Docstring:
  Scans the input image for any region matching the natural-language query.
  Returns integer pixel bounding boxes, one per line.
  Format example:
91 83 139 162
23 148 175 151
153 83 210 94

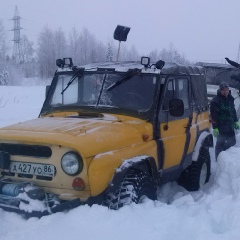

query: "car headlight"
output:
61 152 83 176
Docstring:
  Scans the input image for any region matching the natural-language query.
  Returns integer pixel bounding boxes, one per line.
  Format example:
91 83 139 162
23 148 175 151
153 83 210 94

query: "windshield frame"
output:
40 70 161 121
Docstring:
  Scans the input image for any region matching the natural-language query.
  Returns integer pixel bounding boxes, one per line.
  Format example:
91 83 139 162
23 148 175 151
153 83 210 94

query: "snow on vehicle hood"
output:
0 114 153 157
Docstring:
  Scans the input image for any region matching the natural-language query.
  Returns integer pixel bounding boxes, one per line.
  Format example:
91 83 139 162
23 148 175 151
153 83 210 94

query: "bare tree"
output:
125 45 139 61
68 27 81 65
0 20 8 60
149 49 159 62
20 34 34 62
162 43 189 64
37 26 56 78
18 34 36 78
106 42 113 62
31 26 190 81
92 40 107 63
54 27 67 59
79 28 93 64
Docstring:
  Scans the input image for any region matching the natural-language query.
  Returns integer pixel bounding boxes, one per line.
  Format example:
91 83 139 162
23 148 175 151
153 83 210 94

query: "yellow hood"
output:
0 114 153 157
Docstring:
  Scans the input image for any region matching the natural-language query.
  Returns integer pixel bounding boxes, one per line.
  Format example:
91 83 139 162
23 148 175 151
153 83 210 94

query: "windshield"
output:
49 72 158 112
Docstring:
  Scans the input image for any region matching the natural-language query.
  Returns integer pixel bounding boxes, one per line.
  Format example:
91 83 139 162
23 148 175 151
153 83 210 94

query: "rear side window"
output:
162 78 189 111
178 79 189 110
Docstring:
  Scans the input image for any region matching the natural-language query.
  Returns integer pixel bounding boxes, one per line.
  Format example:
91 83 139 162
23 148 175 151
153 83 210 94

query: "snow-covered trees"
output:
37 26 56 78
149 43 189 64
0 18 191 84
106 42 113 62
68 27 81 65
0 20 36 83
20 35 34 63
79 28 106 64
54 27 67 59
0 20 8 60
0 71 9 85
0 20 10 85
121 45 139 61
37 26 109 77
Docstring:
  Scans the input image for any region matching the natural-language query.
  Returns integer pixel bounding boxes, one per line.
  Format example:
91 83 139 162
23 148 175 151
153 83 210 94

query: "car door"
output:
158 77 192 170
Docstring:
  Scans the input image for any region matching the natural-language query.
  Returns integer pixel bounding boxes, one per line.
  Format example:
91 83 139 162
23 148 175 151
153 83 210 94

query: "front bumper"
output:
0 179 83 218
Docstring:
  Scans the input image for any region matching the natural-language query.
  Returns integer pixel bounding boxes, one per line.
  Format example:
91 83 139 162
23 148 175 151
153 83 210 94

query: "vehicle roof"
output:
58 61 205 76
196 62 235 70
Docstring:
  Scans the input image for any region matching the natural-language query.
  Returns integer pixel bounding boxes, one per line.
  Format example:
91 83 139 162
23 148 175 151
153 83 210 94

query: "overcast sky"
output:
1 0 240 63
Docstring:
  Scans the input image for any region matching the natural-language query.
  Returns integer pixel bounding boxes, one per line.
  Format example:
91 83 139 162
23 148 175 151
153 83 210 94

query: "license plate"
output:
10 161 55 177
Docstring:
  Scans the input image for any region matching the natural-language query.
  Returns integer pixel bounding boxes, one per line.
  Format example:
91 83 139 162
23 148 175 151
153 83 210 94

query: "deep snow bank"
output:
0 86 240 240
0 86 45 127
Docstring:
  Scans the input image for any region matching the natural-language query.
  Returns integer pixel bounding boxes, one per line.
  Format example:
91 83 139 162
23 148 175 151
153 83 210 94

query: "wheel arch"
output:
105 156 158 194
192 131 213 162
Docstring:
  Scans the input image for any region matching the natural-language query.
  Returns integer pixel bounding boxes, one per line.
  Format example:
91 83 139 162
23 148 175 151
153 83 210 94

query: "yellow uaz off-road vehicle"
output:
0 57 213 217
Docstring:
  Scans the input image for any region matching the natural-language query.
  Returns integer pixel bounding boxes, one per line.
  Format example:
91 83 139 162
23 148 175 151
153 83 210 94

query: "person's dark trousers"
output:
215 131 236 160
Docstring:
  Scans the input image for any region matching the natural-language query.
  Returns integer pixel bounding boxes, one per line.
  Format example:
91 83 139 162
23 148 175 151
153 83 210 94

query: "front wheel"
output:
178 147 211 191
103 168 157 210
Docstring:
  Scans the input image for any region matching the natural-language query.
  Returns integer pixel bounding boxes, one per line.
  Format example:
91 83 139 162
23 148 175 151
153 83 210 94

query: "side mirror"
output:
169 99 184 117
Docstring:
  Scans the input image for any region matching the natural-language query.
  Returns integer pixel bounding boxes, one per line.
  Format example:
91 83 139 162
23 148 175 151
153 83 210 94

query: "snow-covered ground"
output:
0 86 240 240
0 86 45 128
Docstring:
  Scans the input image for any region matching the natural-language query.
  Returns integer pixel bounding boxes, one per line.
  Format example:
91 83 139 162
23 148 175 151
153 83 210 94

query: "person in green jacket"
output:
210 82 239 160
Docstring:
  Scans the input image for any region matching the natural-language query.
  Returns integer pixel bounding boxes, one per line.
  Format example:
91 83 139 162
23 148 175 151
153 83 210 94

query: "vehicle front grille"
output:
0 143 52 158
1 171 53 181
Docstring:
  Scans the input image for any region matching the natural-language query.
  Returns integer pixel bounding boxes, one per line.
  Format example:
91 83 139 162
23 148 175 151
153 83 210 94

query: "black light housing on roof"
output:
141 57 165 70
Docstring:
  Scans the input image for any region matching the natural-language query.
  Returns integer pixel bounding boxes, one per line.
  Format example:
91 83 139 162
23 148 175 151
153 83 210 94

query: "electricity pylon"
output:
11 6 22 63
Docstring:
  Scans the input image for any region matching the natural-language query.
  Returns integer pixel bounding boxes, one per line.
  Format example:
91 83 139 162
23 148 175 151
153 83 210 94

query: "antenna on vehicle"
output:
113 25 130 61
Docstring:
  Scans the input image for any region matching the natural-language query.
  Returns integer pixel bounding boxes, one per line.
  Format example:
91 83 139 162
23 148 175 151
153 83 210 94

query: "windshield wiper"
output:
61 68 84 94
107 68 141 91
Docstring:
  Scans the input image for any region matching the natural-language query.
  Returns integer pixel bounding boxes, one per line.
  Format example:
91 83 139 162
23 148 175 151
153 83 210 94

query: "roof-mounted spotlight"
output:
141 57 150 68
63 58 73 67
56 58 73 68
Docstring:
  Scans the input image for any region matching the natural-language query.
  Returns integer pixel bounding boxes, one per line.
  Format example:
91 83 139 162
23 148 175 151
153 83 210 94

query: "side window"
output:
162 78 189 111
178 78 189 110
162 79 175 110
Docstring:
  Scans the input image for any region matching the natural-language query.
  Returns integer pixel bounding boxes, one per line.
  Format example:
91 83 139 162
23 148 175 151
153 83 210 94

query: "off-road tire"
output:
178 147 211 191
103 168 157 210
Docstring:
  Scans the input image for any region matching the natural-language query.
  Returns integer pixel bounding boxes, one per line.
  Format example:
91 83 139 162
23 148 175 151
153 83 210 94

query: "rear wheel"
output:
103 168 157 210
178 147 211 191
